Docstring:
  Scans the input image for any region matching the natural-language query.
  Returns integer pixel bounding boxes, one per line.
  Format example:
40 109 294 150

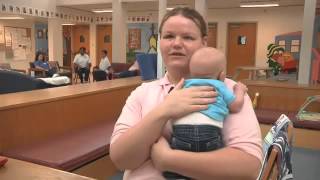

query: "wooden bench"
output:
243 79 320 149
0 77 142 178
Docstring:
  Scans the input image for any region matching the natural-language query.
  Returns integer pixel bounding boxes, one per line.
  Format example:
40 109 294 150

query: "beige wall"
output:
208 6 304 67
0 2 305 70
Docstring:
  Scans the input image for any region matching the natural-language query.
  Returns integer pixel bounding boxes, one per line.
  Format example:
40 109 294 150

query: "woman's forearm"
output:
110 107 169 170
165 147 261 180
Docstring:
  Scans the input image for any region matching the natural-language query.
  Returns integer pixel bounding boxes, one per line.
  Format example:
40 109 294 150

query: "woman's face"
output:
160 15 206 74
38 54 44 61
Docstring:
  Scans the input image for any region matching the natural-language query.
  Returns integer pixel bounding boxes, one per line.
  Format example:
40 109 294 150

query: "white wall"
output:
208 6 304 67
0 19 36 70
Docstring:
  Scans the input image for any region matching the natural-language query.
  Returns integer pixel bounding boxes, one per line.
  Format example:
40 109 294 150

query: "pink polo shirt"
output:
111 74 262 180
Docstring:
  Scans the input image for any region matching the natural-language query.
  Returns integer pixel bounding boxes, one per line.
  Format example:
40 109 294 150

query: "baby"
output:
164 47 248 179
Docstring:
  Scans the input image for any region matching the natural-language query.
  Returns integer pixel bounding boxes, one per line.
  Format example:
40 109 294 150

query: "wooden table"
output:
0 158 95 180
233 66 273 80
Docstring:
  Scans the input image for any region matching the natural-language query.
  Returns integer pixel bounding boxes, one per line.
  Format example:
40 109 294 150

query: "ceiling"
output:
59 0 307 13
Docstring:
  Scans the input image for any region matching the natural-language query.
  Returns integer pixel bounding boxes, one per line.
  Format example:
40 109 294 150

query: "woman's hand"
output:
234 82 248 95
151 136 172 172
159 78 217 120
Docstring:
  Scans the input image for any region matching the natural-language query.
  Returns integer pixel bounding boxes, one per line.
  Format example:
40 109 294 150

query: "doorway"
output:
97 25 112 66
207 23 217 48
227 23 257 79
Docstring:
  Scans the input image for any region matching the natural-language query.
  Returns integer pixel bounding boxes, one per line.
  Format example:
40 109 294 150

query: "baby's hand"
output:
234 82 248 94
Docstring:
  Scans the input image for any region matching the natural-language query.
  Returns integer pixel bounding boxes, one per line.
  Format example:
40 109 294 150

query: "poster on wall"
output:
128 29 141 50
3 27 32 61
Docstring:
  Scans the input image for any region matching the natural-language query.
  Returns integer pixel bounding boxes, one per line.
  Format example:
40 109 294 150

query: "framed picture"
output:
37 29 43 39
291 40 300 46
238 36 247 45
291 46 300 53
28 7 33 15
15 6 21 14
40 10 45 17
9 5 14 13
279 40 285 46
1 4 7 12
80 35 85 43
22 7 27 14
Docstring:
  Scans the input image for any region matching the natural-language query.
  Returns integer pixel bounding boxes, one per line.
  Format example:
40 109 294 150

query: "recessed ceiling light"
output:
92 9 112 13
0 16 24 19
166 7 174 10
62 23 75 26
240 3 279 8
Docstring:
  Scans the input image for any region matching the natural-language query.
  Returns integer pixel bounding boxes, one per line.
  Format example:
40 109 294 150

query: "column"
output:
48 18 63 65
112 0 127 63
194 0 207 22
89 23 97 67
298 0 316 84
157 0 167 79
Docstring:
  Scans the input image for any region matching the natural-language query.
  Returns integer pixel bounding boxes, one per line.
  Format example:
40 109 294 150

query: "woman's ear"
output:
202 36 208 46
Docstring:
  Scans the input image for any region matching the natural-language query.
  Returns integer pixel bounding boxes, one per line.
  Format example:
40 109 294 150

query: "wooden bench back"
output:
244 80 320 112
0 77 141 152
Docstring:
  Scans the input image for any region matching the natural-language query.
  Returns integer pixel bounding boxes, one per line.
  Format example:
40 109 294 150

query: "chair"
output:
47 61 72 80
92 67 108 82
73 63 91 84
0 63 26 73
259 114 294 180
28 62 46 77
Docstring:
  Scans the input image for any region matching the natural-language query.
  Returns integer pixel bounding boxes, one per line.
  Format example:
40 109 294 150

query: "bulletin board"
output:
3 26 32 61
128 28 141 50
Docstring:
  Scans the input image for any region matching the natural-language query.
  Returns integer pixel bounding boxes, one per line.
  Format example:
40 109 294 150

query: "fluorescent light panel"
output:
240 3 279 8
92 9 112 13
0 16 24 19
62 23 75 26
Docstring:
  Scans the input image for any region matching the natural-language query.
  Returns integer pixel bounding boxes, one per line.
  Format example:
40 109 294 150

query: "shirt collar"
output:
159 73 175 94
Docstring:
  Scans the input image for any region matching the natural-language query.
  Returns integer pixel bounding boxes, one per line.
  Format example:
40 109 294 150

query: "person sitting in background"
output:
99 49 113 74
96 49 113 80
34 52 56 77
113 60 139 78
73 47 91 83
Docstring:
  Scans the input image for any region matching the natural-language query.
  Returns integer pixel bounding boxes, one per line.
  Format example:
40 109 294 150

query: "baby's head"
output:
189 47 226 79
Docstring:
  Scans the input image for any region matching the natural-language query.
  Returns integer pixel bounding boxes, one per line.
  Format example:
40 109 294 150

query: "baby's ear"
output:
218 71 226 81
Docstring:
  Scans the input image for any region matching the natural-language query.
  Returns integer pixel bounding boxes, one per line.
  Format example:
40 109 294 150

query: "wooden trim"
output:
0 76 141 110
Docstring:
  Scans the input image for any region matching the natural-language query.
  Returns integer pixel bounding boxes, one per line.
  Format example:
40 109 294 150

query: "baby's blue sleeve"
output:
219 84 235 105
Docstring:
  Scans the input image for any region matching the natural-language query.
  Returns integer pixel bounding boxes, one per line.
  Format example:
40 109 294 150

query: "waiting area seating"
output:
0 70 67 94
0 77 142 178
245 79 320 150
28 61 72 79
2 121 114 171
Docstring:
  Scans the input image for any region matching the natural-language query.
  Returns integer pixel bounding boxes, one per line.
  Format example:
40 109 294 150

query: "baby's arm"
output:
228 82 248 113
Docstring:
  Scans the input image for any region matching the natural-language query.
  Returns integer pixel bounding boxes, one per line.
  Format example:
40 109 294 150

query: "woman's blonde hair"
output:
159 7 207 38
